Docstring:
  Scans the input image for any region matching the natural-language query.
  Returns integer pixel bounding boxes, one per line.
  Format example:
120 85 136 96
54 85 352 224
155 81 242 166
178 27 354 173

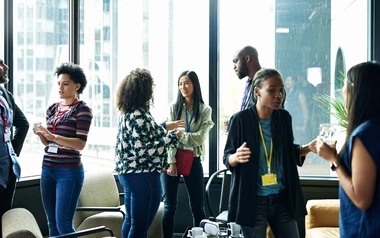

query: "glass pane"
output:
13 0 69 178
219 0 368 176
79 0 210 173
0 0 3 51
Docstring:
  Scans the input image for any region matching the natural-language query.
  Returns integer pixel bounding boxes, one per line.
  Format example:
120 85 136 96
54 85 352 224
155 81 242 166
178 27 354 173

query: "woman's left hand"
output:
165 120 186 130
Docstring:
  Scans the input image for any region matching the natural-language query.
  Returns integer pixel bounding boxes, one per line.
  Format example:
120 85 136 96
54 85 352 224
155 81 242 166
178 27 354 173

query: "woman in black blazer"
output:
223 68 315 238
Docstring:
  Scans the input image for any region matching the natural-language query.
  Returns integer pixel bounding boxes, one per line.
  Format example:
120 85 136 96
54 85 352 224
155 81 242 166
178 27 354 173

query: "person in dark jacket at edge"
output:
0 57 29 234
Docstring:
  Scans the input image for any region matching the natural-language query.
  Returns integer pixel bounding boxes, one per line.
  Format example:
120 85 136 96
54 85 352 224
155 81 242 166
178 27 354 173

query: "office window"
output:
79 0 209 173
7 0 370 178
218 0 368 176
12 0 69 178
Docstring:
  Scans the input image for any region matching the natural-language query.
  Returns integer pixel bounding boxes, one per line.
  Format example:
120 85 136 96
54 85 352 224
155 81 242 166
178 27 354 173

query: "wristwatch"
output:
330 161 340 171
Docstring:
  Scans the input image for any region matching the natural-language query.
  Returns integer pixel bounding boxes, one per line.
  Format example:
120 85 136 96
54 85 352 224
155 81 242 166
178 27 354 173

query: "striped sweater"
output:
43 100 93 168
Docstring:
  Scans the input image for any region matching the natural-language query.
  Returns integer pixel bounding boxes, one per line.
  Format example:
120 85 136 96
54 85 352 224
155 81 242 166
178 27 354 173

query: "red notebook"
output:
163 149 194 176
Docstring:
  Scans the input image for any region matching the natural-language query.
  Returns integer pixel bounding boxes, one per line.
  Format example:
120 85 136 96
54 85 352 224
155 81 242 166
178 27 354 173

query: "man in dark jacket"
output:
0 58 29 233
232 46 262 110
224 46 263 134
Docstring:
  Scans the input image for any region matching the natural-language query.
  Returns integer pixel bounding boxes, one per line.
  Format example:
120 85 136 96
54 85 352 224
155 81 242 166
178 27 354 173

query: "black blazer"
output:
223 106 307 228
0 86 29 156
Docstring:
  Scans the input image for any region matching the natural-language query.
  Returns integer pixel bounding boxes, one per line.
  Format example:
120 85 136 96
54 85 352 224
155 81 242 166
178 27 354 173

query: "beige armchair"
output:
2 208 113 238
305 199 340 238
74 170 163 238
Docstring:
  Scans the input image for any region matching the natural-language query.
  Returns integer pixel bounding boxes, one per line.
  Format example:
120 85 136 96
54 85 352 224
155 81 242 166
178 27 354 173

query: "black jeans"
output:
0 170 17 235
161 157 206 238
241 190 300 238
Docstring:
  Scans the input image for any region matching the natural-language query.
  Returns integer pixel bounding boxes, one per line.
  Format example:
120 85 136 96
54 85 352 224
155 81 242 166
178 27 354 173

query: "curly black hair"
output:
116 68 154 114
54 62 87 95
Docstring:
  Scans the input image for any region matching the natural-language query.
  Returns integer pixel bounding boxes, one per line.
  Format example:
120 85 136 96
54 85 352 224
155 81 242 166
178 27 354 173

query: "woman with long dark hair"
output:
314 61 380 237
161 70 214 238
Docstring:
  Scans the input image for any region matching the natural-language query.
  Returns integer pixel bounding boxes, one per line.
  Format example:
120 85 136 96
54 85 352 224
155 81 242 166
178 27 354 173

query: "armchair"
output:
1 207 114 238
74 169 163 238
305 199 340 238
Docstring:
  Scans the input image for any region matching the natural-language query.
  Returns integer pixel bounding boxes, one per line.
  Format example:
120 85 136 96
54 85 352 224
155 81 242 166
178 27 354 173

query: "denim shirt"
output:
0 93 20 189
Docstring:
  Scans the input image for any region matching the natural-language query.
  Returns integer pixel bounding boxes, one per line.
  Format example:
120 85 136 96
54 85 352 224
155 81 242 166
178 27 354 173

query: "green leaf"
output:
313 71 348 129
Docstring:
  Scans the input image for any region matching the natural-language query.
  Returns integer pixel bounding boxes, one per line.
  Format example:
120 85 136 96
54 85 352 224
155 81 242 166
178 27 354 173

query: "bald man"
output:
232 46 262 110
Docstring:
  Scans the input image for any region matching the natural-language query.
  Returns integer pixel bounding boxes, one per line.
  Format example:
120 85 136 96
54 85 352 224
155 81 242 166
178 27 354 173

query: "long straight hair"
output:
173 70 204 123
339 61 380 158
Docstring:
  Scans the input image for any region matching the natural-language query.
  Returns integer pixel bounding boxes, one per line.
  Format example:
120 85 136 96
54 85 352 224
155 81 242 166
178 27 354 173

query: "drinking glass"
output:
319 123 338 146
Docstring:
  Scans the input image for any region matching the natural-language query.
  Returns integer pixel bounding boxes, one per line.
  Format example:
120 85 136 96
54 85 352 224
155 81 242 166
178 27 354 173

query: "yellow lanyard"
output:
258 122 273 174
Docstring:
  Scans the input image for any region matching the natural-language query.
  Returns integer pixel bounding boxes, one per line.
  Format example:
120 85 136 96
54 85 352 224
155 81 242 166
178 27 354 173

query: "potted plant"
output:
313 71 348 130
313 71 347 154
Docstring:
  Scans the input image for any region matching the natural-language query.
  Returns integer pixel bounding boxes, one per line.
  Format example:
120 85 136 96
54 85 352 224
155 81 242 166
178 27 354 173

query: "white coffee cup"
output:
228 222 241 237
177 127 185 135
188 227 203 238
33 122 41 131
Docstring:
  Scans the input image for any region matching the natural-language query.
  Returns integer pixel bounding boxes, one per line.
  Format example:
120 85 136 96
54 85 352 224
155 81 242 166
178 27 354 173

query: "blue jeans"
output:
118 171 162 238
241 190 299 238
40 164 84 236
161 157 206 238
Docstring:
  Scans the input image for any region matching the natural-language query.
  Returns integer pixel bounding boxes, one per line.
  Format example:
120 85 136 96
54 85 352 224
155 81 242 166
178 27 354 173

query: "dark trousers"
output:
161 157 206 238
241 190 300 238
0 170 17 235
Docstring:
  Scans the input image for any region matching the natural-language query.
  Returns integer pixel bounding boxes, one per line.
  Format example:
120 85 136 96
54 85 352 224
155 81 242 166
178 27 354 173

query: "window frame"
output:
2 0 379 180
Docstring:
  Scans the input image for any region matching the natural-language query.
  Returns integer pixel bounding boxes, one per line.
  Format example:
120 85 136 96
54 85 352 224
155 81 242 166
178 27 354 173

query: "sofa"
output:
305 199 340 238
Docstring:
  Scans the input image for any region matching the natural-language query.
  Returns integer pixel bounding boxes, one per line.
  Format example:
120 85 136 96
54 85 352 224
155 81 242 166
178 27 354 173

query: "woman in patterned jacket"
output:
114 68 180 238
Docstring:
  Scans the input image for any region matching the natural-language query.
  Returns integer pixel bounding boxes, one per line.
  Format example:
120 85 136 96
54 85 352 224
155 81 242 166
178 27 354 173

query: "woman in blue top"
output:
314 61 380 237
114 68 180 238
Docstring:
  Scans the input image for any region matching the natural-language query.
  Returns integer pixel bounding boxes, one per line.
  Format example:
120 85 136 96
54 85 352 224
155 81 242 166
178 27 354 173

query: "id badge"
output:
262 173 278 186
183 145 193 151
4 129 10 142
48 143 59 153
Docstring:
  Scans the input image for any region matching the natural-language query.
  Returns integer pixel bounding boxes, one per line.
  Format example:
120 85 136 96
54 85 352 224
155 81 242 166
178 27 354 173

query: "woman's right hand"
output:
33 125 46 138
229 142 251 167
166 163 178 176
315 137 338 163
174 129 182 140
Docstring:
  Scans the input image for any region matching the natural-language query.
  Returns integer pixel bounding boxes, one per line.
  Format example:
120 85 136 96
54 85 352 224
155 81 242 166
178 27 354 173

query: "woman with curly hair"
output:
33 62 93 236
115 68 180 238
